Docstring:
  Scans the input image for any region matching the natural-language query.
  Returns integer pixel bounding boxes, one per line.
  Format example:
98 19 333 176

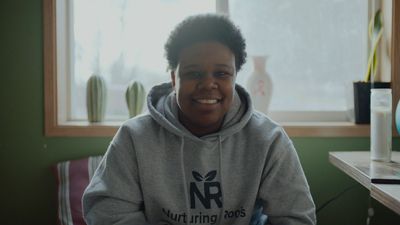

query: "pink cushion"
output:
53 156 102 225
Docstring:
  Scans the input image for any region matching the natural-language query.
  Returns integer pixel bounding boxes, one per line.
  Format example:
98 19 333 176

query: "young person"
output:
83 14 316 225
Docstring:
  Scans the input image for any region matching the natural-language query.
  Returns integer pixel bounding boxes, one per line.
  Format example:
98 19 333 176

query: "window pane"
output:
67 0 369 123
71 0 215 120
231 0 368 119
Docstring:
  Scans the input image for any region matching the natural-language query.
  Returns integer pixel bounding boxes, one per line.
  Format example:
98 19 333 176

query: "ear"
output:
171 70 176 88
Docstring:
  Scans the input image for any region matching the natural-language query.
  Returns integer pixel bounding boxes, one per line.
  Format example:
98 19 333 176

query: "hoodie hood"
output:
147 82 253 140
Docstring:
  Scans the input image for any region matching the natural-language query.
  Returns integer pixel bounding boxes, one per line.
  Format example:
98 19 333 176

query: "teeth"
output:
196 99 218 104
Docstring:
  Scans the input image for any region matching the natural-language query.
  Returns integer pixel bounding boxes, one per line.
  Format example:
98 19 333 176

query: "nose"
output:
198 73 217 90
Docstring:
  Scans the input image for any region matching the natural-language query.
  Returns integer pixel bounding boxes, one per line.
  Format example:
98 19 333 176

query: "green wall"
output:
1 1 399 224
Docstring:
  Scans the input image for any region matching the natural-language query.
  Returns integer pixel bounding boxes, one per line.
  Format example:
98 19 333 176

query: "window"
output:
230 0 368 123
44 0 400 137
57 0 216 123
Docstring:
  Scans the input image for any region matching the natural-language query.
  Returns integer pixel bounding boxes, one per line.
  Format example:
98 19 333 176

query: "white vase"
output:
246 56 273 114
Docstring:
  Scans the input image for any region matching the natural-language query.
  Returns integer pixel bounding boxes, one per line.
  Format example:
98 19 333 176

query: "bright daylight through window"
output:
58 0 368 124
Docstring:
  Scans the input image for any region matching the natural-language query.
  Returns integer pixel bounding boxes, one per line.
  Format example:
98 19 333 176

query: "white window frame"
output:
44 0 400 137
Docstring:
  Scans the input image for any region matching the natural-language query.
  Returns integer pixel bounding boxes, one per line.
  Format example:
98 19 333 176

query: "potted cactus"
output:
125 81 146 118
353 9 390 124
86 74 107 122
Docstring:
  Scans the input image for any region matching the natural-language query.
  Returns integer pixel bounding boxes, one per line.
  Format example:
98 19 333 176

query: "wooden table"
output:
329 151 400 215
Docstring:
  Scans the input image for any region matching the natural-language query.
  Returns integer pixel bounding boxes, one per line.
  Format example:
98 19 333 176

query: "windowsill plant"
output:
353 9 390 124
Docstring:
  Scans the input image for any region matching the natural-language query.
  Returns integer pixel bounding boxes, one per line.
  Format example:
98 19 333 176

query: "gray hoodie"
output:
82 82 316 225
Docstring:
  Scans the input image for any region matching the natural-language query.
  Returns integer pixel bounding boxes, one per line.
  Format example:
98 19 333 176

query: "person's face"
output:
171 41 236 137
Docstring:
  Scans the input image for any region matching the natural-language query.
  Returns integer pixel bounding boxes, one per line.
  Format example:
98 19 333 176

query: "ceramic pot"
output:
353 81 390 124
246 56 273 114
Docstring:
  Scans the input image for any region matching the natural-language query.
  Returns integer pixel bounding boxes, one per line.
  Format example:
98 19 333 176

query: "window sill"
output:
45 121 120 137
281 122 370 137
45 120 376 137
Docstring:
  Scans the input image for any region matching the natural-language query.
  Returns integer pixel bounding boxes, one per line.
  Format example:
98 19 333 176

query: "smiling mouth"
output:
194 98 221 104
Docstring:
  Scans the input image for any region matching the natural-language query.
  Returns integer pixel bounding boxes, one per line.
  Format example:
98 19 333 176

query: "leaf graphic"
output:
192 171 203 181
205 170 217 181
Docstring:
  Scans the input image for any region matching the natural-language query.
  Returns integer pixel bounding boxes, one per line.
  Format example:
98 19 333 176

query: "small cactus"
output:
125 81 146 118
86 74 107 122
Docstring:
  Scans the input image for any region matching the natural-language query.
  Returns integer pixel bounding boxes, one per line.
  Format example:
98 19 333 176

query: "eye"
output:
183 71 203 79
214 71 231 78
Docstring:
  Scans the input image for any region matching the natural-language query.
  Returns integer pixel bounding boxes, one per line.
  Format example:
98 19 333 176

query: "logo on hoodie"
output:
190 170 222 209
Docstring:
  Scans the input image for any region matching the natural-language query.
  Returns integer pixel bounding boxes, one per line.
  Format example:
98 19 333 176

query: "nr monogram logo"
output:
190 170 222 209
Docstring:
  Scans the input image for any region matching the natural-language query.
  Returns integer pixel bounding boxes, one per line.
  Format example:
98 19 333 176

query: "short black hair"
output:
164 14 247 72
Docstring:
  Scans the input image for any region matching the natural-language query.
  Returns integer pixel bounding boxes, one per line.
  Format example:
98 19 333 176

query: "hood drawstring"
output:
218 135 225 224
179 136 190 225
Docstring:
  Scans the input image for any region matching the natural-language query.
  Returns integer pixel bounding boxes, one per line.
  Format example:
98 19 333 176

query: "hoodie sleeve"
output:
82 125 163 225
258 132 316 225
